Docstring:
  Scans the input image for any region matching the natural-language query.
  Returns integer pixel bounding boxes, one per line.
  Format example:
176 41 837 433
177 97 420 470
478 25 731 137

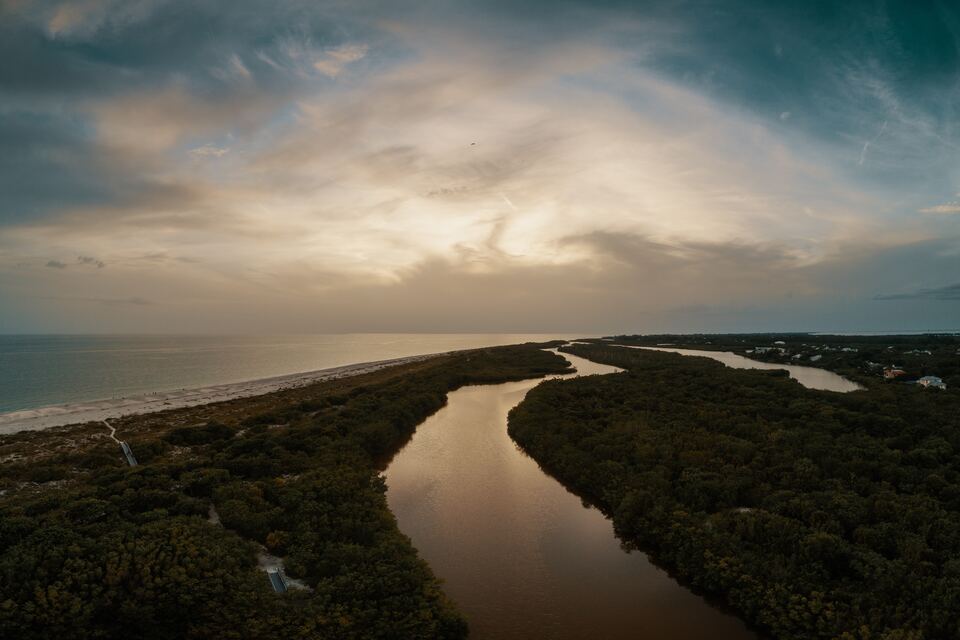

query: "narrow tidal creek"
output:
385 351 761 639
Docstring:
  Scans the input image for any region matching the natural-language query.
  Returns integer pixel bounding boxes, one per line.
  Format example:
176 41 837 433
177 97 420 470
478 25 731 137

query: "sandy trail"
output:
102 419 120 443
0 354 439 435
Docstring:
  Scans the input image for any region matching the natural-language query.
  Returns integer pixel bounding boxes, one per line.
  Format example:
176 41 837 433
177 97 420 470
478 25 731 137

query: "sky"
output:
1 0 958 334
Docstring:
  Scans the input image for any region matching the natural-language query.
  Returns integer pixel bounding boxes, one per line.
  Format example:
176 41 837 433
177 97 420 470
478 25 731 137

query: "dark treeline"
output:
509 343 960 640
0 345 570 640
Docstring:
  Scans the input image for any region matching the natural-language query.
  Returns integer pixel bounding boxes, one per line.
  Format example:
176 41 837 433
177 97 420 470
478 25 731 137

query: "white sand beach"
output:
0 354 439 435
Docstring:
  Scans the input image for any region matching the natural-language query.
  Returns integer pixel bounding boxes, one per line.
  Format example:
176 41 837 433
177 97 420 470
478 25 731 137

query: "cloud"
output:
45 0 160 39
189 144 230 158
37 294 152 306
45 259 66 269
94 296 150 306
919 202 960 215
77 255 105 268
313 43 368 77
2 1 960 333
858 120 887 166
211 53 252 83
874 283 960 301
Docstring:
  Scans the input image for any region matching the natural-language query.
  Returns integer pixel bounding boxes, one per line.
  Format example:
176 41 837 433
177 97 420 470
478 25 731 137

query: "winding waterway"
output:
621 346 862 392
385 350 760 639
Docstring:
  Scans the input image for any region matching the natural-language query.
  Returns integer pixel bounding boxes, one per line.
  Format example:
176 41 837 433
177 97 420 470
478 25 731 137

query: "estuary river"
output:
385 350 760 639
623 346 862 392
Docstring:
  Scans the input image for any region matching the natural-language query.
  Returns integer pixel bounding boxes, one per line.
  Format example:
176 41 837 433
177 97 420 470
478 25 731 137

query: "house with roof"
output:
917 376 947 390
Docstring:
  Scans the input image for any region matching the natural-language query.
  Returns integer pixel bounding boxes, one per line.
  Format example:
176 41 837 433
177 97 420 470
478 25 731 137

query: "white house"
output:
918 376 947 390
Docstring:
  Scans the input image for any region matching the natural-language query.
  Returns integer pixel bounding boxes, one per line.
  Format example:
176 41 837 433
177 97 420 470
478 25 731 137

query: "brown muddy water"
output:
385 350 761 639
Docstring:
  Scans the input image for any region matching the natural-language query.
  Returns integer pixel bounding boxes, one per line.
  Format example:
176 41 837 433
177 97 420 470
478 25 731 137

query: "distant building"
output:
841 347 858 352
917 376 947 390
774 341 786 345
753 347 774 354
810 355 822 362
883 368 906 380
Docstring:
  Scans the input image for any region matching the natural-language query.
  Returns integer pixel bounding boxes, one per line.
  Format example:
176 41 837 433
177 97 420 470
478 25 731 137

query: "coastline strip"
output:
0 354 441 434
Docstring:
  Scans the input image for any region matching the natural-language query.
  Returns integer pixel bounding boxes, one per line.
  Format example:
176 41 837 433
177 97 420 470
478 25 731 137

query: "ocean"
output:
0 334 573 414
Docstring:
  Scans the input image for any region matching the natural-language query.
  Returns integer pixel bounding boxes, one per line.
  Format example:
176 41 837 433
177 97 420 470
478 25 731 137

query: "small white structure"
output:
918 376 947 390
119 441 138 466
774 341 786 345
810 355 822 362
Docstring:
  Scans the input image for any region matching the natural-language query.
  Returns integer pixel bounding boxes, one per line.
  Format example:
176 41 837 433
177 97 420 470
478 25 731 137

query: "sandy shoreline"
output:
0 354 441 435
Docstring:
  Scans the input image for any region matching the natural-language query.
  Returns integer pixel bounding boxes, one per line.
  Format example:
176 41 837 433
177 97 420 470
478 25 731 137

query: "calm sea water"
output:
0 334 571 414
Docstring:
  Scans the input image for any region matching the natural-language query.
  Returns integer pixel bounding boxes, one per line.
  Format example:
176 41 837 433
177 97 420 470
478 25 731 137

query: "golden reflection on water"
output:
385 351 761 640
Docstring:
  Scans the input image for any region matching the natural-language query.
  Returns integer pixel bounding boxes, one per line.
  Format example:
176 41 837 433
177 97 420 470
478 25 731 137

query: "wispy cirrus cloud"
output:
312 43 368 77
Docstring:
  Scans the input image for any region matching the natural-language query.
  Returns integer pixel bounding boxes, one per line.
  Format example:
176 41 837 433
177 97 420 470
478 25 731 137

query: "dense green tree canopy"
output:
509 342 960 640
0 344 570 639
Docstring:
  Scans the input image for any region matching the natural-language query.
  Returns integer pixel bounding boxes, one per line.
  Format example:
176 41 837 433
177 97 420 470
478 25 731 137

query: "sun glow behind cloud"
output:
1 0 959 333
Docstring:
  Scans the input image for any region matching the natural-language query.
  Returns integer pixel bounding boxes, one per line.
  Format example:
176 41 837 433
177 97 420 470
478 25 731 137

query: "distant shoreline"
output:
0 353 442 435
